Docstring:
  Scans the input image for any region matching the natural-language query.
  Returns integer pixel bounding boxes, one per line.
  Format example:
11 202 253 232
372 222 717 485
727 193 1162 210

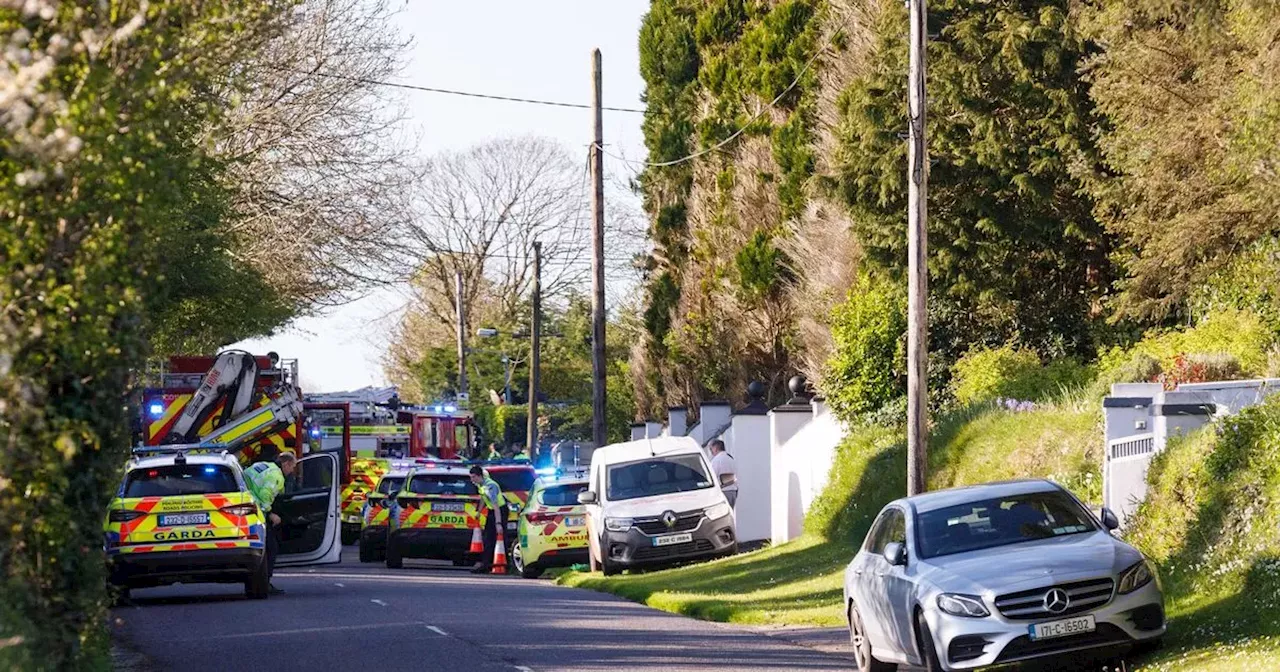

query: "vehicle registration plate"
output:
565 516 585 527
652 532 693 547
432 502 466 512
158 512 209 527
1029 614 1095 641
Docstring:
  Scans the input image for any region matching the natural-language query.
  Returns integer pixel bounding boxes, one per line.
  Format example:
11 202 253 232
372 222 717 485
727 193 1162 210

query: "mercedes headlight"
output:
1118 560 1154 594
705 502 732 520
605 517 634 532
937 593 990 618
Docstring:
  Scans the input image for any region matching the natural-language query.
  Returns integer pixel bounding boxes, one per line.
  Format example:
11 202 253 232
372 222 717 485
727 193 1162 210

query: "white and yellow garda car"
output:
512 469 591 579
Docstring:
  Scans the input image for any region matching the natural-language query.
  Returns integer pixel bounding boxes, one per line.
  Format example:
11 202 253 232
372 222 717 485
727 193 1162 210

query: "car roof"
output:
407 464 473 477
127 452 241 470
901 479 1062 514
591 436 704 466
535 474 589 488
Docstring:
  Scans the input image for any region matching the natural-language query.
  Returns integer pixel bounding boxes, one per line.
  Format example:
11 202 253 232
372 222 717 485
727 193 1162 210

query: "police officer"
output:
244 451 298 594
468 465 508 574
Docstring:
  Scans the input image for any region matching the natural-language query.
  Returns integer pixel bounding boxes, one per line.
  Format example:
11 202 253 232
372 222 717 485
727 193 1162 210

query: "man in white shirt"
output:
708 439 738 509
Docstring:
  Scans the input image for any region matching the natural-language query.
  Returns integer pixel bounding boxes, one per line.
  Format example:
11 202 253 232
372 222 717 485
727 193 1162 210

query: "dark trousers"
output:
480 506 510 567
265 515 279 577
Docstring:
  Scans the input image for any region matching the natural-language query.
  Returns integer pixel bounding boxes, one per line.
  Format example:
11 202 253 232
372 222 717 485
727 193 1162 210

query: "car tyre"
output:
602 556 621 577
915 612 943 672
512 544 543 579
385 539 403 569
849 602 895 672
245 558 270 600
452 557 470 567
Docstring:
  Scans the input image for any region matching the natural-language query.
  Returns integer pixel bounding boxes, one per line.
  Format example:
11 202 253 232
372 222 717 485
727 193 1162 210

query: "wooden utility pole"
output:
526 241 542 458
589 48 608 447
906 0 929 496
454 270 468 403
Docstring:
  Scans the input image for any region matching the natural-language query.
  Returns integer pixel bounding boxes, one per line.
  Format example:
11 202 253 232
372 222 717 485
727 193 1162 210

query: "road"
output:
111 550 854 672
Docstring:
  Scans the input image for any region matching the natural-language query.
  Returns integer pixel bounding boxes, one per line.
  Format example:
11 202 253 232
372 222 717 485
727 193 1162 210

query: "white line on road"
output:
513 667 534 672
426 625 448 636
371 599 388 606
334 583 345 588
173 622 425 642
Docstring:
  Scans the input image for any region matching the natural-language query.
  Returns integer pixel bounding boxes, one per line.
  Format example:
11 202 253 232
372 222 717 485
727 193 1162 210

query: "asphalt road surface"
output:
111 549 855 672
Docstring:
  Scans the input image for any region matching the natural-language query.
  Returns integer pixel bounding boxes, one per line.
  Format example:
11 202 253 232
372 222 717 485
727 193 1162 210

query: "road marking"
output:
513 667 534 672
334 583 345 588
371 599 388 606
170 622 425 642
426 625 448 636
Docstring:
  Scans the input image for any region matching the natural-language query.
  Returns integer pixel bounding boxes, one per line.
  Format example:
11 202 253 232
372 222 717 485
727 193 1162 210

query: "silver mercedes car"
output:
843 479 1165 671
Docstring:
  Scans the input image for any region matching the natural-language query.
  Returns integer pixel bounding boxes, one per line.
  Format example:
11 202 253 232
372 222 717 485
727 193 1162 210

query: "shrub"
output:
821 277 907 424
950 345 1086 405
1098 309 1275 379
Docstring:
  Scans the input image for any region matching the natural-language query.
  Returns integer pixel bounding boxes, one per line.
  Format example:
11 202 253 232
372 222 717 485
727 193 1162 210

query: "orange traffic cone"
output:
468 508 485 555
491 523 508 574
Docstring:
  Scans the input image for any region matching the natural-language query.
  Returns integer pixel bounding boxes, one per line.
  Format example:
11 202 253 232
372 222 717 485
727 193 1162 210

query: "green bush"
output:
821 277 907 424
951 344 1089 405
1190 238 1280 334
1125 395 1280 655
1098 309 1276 380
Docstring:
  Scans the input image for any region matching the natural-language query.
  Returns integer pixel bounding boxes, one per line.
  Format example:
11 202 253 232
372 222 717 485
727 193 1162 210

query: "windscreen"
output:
124 464 239 498
406 473 477 496
606 455 713 501
490 469 535 493
376 476 406 495
540 483 588 507
916 490 1098 559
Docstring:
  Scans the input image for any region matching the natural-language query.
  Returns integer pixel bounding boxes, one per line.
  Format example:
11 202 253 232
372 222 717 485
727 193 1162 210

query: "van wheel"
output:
246 558 270 600
385 540 403 569
602 556 621 577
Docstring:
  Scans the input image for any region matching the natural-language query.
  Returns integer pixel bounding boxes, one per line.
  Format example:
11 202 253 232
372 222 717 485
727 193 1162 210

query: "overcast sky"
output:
235 0 650 393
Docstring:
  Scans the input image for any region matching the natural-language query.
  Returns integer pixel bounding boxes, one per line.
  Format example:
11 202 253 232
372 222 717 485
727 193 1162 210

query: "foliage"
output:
1097 310 1276 380
833 0 1109 364
951 344 1089 406
1125 396 1280 666
821 277 907 423
1081 1 1280 323
0 2 289 668
734 230 789 304
1190 237 1280 335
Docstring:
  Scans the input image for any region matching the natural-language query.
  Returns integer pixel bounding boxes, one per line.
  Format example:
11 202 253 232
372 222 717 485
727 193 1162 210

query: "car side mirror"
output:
883 541 907 566
1100 507 1119 532
578 490 598 505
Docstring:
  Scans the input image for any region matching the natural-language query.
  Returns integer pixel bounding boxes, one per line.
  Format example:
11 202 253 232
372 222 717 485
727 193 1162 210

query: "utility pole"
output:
526 241 542 459
906 0 929 496
589 48 608 448
454 270 468 404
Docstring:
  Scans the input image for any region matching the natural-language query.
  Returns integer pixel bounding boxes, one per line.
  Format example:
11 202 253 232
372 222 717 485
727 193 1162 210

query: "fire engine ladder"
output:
195 386 303 454
163 350 261 444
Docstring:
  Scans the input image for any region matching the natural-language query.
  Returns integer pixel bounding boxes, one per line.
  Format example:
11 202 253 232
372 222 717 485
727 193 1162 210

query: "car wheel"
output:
245 558 270 600
602 556 621 577
385 540 403 569
915 612 943 672
452 558 470 567
849 602 895 672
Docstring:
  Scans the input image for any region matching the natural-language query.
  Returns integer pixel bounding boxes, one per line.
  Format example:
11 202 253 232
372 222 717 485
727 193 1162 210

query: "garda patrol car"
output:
512 469 590 578
357 467 413 563
383 461 536 569
104 447 342 599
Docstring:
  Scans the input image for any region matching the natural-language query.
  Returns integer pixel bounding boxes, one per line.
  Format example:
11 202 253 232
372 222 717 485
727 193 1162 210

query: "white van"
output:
578 436 737 575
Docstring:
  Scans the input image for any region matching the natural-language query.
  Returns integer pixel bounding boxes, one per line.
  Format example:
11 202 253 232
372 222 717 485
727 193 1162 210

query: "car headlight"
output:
705 502 732 520
937 593 990 618
1118 560 1155 594
605 517 634 532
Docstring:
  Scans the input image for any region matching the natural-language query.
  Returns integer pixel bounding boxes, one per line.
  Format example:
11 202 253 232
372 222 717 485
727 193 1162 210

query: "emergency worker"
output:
244 451 298 594
483 442 501 461
468 465 508 574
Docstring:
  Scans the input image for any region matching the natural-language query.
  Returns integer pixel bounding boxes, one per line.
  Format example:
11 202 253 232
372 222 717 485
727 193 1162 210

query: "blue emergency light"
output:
444 405 457 413
433 405 443 413
310 427 321 438
148 402 165 417
204 466 217 474
535 467 557 476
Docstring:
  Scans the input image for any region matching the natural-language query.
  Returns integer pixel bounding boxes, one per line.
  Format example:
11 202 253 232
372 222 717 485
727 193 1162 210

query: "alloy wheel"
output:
849 605 869 670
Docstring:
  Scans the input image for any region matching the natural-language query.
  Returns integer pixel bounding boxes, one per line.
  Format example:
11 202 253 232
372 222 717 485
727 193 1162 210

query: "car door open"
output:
275 452 342 567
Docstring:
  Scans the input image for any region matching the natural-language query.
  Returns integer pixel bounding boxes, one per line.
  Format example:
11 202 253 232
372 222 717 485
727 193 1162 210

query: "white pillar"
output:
726 409 770 543
770 402 813 545
629 423 644 442
645 420 663 438
667 407 688 437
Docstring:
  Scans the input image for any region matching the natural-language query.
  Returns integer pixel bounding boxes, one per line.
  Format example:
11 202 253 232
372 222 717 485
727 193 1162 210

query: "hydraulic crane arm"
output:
162 351 260 445
197 385 303 454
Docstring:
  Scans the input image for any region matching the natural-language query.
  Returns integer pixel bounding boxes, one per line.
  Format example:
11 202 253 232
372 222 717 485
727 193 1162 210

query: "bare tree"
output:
211 0 417 309
394 136 590 328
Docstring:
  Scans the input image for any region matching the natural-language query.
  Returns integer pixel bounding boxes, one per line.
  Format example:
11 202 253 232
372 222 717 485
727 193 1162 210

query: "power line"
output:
306 70 647 114
594 43 830 169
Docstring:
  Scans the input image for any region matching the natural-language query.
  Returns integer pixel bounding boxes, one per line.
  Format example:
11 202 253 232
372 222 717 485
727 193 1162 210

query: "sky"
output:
235 0 651 393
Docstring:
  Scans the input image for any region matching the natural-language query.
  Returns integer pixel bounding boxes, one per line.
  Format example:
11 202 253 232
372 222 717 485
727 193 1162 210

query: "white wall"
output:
725 413 771 544
770 402 846 545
